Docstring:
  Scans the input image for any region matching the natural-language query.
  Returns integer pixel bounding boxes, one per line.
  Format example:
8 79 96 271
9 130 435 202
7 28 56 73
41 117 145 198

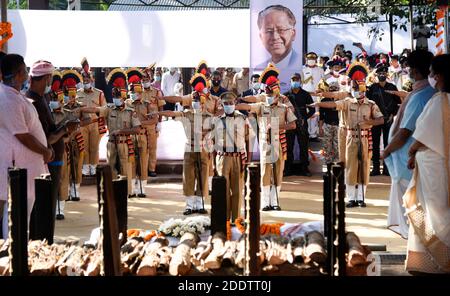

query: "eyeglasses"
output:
263 27 293 37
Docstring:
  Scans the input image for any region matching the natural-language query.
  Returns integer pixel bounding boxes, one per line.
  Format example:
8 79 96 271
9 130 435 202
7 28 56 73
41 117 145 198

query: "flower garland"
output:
158 216 210 238
232 217 284 236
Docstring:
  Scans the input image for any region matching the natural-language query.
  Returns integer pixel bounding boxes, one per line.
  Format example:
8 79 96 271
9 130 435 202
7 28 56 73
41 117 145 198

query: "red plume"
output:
194 82 205 92
266 76 278 86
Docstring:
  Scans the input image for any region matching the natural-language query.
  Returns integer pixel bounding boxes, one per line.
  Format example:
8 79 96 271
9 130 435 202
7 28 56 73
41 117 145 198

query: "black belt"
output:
325 121 339 126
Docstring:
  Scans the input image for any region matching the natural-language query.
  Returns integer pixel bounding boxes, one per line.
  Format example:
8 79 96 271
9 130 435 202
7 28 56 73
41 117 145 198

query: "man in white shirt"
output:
232 68 250 96
161 67 180 110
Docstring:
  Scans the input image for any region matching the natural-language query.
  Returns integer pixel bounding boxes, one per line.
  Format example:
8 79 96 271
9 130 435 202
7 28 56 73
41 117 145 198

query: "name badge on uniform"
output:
350 108 357 112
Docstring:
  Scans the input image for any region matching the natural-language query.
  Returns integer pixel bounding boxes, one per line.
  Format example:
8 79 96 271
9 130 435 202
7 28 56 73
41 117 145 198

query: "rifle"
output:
267 125 280 208
133 134 145 197
69 140 79 201
357 123 365 205
113 134 121 175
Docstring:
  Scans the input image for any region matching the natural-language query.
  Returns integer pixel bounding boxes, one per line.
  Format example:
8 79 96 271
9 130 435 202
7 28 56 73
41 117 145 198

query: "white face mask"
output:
192 101 201 110
307 60 316 66
45 85 52 94
252 82 260 91
143 81 151 88
84 83 91 90
202 88 209 95
49 101 60 110
113 98 123 107
428 75 437 89
266 96 275 105
333 70 340 76
76 82 82 89
130 93 138 101
351 90 365 99
223 105 235 115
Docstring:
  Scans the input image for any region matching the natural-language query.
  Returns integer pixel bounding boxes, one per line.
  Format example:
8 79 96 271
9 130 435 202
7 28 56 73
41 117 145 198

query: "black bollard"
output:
8 168 29 276
112 177 128 244
29 174 54 244
96 165 122 276
332 163 346 276
210 176 227 236
246 163 260 276
323 163 332 275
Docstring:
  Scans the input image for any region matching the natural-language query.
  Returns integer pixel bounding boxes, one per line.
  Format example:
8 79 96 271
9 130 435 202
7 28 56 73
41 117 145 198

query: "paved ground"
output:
55 173 407 251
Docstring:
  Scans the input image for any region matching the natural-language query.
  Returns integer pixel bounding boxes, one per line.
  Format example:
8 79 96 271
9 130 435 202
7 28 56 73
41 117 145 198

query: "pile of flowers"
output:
158 216 211 238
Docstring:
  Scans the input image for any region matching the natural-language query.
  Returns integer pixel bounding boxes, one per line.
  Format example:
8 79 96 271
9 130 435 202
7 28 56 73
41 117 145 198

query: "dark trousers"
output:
29 165 61 245
371 122 392 171
285 124 309 174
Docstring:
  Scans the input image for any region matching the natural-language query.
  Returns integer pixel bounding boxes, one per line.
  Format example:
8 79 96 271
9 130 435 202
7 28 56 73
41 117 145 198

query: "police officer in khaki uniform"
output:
83 69 142 197
212 92 248 222
237 65 297 211
125 68 159 196
61 70 85 202
142 65 165 177
159 74 212 215
312 62 384 208
77 58 106 176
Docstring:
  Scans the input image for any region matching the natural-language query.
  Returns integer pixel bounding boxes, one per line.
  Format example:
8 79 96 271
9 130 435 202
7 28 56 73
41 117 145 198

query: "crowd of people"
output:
0 45 448 274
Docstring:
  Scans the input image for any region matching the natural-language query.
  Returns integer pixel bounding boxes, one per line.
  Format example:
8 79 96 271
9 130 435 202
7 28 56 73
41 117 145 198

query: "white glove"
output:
156 122 161 132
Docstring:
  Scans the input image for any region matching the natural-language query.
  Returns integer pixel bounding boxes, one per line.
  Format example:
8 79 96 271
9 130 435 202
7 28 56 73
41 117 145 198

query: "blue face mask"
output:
223 105 235 115
113 98 123 107
64 96 70 103
21 80 29 92
192 102 201 110
291 81 301 89
45 85 52 94
266 96 275 105
130 93 138 101
49 101 60 110
154 76 161 82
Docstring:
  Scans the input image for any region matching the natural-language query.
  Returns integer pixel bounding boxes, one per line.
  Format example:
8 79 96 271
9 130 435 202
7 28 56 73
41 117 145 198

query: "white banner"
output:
7 9 250 68
250 1 303 93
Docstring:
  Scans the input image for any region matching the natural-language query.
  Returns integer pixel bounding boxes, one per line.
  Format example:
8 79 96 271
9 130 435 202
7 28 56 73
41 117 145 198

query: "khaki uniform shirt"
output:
76 88 105 120
221 73 235 91
334 97 383 130
174 109 213 152
211 111 247 154
232 71 249 95
254 93 294 112
100 106 141 134
181 93 224 116
142 87 165 110
250 101 297 161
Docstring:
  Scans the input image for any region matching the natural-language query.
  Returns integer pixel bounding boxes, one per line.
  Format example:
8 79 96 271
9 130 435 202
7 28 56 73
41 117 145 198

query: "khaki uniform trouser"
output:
81 122 101 165
261 149 285 187
183 151 210 198
107 142 133 194
338 126 347 163
345 136 371 186
144 125 158 172
131 134 149 181
216 155 243 221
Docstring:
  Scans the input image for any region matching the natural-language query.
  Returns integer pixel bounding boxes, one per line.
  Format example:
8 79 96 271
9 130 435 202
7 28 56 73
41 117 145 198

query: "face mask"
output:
212 80 220 87
307 60 316 66
84 83 91 90
192 101 201 110
428 75 437 89
76 82 82 89
351 90 360 98
202 88 209 95
49 101 60 110
291 81 301 89
113 98 123 107
64 96 69 104
21 79 29 91
154 76 161 82
223 105 235 115
130 93 138 101
143 81 151 88
45 85 52 94
378 75 387 82
252 82 260 90
266 96 275 105
333 70 340 76
169 68 176 73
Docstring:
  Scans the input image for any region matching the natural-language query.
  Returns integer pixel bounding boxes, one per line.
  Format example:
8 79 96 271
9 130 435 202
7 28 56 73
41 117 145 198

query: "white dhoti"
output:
387 178 410 239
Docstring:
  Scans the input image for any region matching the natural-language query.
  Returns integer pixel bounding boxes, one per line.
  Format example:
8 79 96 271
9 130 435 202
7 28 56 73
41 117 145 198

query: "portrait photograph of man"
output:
251 1 303 71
